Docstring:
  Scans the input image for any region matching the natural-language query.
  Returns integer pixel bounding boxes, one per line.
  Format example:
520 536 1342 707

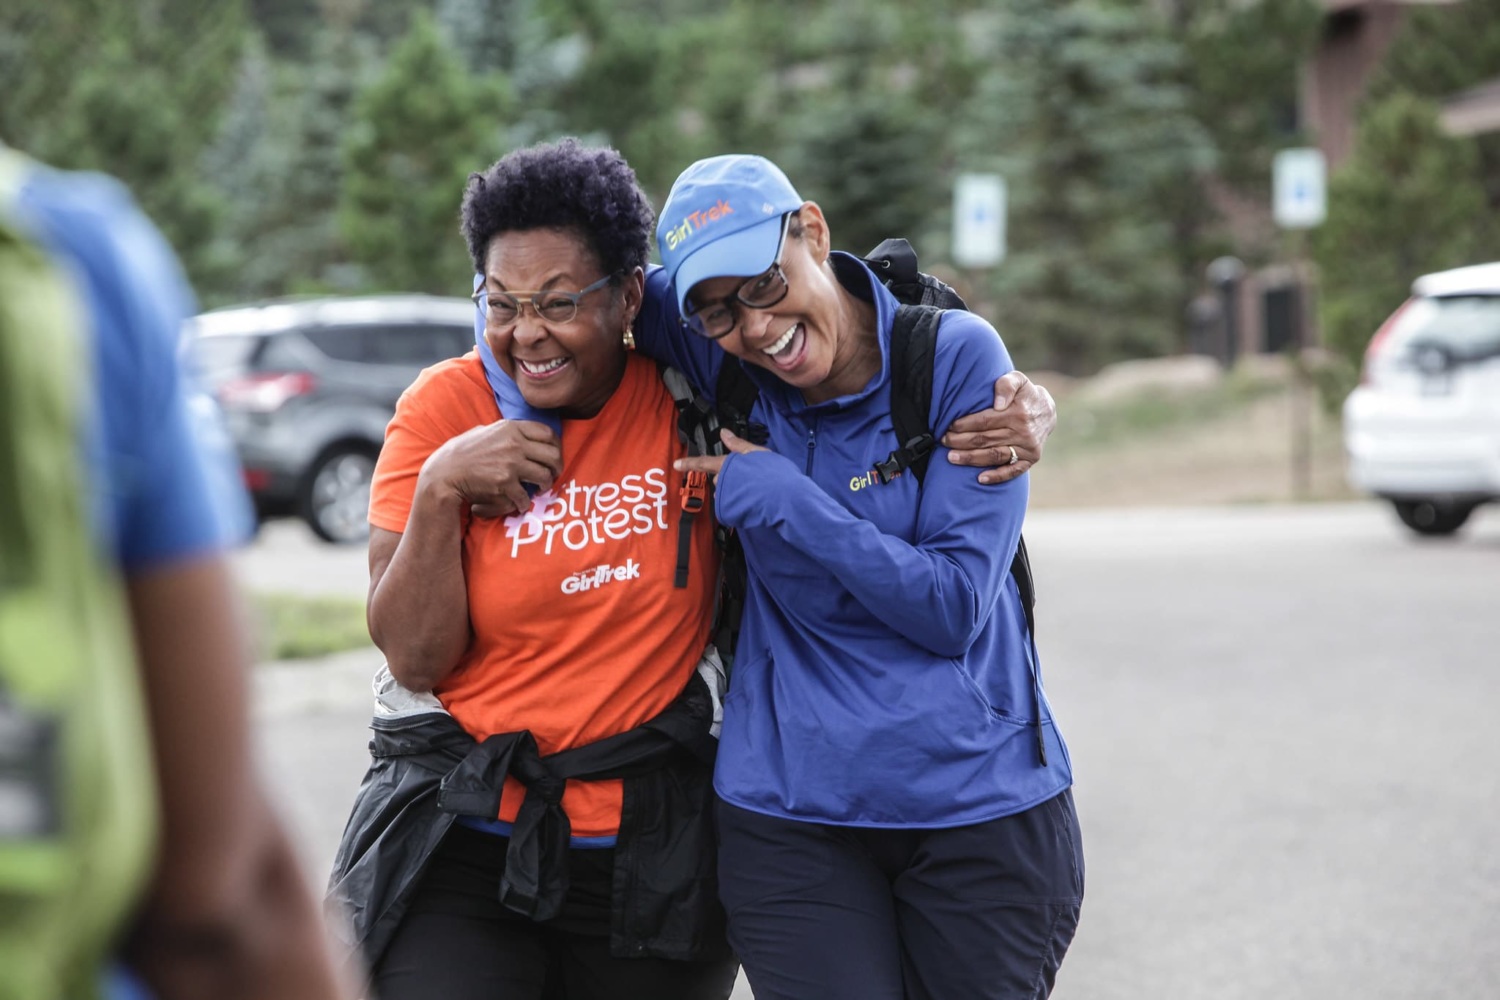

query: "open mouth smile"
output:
517 357 570 379
762 323 806 371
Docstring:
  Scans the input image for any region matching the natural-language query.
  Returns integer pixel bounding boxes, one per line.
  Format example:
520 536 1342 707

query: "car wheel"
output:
300 444 378 544
1391 499 1475 537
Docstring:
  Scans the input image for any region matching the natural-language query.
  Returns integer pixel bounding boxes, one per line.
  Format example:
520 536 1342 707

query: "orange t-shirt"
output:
369 352 718 837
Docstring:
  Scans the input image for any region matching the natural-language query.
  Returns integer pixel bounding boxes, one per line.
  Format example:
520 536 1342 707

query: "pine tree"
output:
437 0 540 76
539 3 778 202
963 0 1213 373
1371 0 1500 102
771 4 962 259
1313 93 1486 369
2 0 248 294
1369 0 1500 246
339 11 510 294
1172 0 1322 193
197 30 275 302
247 0 322 57
209 24 378 302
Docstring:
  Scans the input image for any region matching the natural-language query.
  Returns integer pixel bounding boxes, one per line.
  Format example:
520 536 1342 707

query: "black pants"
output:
371 823 739 1000
716 790 1084 1000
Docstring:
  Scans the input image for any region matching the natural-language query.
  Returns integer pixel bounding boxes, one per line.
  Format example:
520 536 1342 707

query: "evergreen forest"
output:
3 0 1497 375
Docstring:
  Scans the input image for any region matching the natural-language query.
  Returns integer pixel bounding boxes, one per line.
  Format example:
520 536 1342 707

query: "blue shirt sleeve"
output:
632 265 725 399
712 312 1026 657
18 167 253 571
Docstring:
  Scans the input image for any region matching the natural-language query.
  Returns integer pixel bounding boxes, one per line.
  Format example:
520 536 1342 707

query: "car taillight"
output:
217 371 318 412
1359 299 1413 385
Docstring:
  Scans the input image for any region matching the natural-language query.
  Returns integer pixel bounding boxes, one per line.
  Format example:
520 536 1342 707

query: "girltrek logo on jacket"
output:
502 469 671 558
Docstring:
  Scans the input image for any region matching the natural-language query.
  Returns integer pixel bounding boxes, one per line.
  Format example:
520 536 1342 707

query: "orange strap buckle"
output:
681 469 709 513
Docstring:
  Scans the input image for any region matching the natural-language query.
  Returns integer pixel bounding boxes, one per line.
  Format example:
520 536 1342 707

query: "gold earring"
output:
623 323 636 350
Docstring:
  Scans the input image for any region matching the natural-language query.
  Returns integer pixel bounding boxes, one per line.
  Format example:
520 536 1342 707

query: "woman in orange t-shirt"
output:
353 140 735 1000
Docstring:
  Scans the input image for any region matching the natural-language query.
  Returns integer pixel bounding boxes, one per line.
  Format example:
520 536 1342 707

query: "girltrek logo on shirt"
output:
502 469 670 558
560 559 641 594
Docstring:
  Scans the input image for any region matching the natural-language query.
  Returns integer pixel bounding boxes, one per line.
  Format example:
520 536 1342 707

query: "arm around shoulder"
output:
937 313 1057 483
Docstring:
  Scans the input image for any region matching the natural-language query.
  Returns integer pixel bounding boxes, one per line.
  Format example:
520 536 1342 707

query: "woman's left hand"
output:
673 428 767 479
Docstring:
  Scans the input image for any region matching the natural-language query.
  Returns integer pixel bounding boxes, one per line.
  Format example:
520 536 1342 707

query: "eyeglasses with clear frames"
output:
471 272 619 329
681 213 794 340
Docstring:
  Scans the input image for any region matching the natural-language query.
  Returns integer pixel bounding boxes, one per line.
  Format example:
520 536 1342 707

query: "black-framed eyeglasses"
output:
471 272 619 328
681 214 793 340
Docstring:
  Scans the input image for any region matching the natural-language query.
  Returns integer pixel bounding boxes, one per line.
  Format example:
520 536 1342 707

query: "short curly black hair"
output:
460 138 655 278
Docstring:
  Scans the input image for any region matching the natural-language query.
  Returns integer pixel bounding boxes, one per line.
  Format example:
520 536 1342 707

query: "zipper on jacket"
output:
804 422 817 475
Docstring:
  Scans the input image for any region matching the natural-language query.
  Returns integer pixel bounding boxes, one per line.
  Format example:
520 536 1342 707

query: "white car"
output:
1344 261 1500 536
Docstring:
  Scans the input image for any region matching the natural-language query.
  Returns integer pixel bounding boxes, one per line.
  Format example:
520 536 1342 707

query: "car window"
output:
1390 295 1500 363
302 326 373 363
188 334 262 384
302 325 470 366
256 334 308 371
371 325 472 365
435 325 474 361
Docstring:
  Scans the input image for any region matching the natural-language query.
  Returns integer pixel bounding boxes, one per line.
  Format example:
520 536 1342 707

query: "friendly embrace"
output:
328 138 1083 1000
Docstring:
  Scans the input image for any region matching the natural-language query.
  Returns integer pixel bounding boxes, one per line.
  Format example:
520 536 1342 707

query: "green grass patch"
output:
251 591 371 661
1048 367 1290 457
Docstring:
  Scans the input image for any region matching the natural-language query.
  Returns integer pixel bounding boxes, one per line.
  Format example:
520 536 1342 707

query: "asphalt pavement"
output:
243 502 1500 999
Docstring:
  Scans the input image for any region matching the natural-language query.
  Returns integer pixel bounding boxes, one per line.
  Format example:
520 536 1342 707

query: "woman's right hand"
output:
418 418 563 518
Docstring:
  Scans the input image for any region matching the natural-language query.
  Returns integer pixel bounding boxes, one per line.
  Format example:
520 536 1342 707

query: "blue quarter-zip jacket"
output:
635 253 1072 827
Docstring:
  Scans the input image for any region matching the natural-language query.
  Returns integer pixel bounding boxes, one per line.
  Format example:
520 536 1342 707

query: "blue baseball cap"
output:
656 154 804 313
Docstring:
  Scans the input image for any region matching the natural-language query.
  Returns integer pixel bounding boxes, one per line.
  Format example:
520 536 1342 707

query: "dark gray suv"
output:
186 295 475 543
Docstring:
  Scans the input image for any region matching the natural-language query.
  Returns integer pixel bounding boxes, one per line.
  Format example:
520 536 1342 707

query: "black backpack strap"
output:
876 304 941 485
711 527 747 669
660 365 711 588
1012 536 1036 638
713 360 768 445
660 364 748 668
883 304 1039 636
662 364 718 457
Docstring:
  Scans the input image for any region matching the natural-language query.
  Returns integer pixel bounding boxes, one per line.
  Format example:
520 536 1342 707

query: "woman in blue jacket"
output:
662 155 1084 1000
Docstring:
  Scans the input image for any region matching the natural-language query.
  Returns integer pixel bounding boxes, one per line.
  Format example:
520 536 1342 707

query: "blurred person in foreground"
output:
0 143 352 1000
664 155 1083 1000
327 138 1055 1000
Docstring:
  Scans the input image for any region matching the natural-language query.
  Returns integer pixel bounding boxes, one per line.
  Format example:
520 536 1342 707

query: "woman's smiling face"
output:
480 227 640 419
684 206 863 402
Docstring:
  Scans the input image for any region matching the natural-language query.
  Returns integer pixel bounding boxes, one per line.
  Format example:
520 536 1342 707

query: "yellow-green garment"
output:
0 148 157 1000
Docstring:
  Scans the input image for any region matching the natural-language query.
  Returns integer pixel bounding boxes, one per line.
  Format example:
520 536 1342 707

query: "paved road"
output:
245 502 1500 999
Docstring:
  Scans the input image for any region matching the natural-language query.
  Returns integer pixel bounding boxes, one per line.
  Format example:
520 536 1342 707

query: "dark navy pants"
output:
715 790 1083 1000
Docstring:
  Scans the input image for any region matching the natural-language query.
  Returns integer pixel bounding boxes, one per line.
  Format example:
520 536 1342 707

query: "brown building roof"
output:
1303 0 1464 167
1440 77 1500 136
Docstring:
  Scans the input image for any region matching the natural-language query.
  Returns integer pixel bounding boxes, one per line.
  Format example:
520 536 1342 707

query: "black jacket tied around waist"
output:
325 670 728 981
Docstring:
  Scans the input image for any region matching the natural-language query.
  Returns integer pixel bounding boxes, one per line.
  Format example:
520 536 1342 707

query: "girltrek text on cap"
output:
657 154 804 311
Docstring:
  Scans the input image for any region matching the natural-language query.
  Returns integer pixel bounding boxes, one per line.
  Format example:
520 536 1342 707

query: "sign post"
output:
1272 148 1327 500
